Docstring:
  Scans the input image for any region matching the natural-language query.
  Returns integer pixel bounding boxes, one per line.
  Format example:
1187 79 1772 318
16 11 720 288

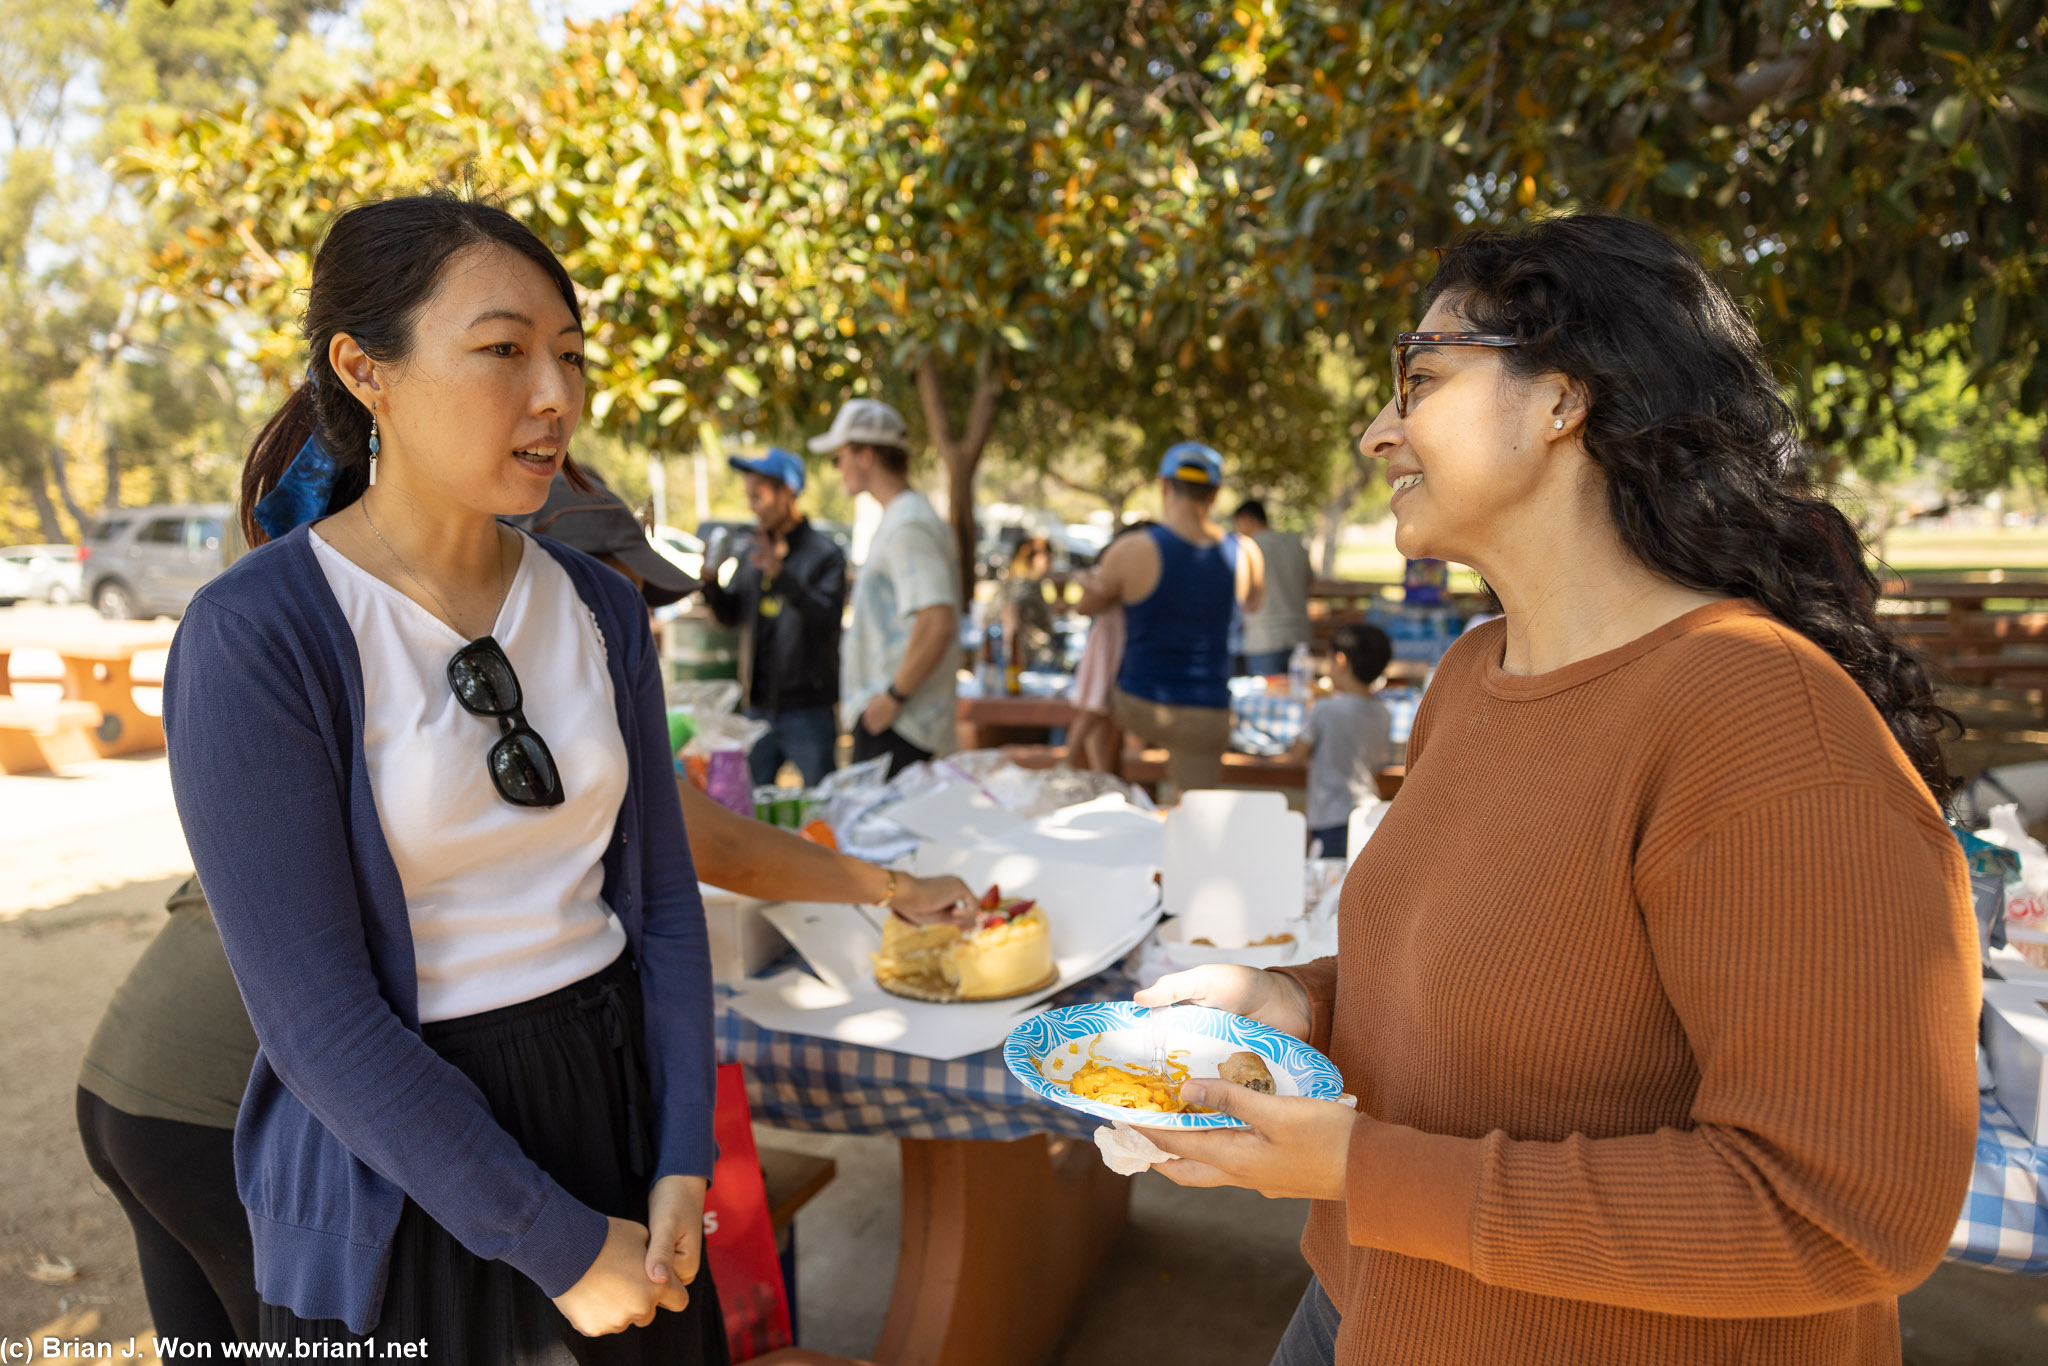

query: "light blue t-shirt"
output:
841 490 962 756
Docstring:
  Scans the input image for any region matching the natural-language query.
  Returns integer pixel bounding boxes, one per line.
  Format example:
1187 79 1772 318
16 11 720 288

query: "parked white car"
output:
0 544 85 606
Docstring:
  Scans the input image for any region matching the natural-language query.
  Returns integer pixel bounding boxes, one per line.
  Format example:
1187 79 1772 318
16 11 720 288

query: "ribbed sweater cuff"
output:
1343 1116 1481 1272
1270 961 1338 1055
501 1182 611 1299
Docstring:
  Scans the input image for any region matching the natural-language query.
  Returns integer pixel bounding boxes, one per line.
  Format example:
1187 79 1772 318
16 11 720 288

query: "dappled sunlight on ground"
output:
0 758 191 920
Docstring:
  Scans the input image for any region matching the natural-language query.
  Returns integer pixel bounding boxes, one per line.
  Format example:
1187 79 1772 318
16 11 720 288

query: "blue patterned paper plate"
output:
1003 1001 1344 1130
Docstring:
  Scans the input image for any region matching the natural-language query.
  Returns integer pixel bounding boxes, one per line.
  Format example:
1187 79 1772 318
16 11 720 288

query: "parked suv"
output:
83 503 233 619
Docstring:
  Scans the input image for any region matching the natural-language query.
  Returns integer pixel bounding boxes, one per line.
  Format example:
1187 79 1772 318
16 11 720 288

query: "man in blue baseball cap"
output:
703 447 848 786
1074 441 1265 795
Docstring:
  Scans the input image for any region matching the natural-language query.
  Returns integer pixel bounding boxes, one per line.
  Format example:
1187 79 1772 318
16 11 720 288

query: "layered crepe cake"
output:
872 886 1055 1001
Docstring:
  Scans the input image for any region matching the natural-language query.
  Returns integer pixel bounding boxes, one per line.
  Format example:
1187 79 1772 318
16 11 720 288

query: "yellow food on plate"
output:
1048 1038 1203 1114
871 886 1054 1001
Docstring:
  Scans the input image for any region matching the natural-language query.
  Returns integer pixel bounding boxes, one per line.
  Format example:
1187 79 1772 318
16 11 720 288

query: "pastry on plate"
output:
1218 1050 1276 1094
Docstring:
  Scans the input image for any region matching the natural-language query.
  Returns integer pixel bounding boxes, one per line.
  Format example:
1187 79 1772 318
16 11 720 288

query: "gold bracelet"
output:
877 868 899 907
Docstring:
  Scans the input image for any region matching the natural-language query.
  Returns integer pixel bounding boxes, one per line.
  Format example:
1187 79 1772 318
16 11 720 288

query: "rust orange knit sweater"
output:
1276 600 1980 1365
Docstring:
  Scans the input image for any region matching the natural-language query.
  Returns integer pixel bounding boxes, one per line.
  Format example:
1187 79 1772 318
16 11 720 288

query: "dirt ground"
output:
3 753 2047 1364
1 873 182 1355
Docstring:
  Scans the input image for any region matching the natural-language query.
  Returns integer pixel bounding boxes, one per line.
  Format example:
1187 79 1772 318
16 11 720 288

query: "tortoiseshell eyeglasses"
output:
1391 332 1522 416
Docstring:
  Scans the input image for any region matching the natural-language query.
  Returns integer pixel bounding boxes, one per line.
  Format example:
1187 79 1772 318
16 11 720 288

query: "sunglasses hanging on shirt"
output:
446 636 566 808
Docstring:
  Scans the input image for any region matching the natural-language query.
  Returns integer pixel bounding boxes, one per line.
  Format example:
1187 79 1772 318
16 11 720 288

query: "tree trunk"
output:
24 452 67 543
1313 453 1377 578
916 346 1005 601
46 446 89 533
102 437 121 511
95 290 142 513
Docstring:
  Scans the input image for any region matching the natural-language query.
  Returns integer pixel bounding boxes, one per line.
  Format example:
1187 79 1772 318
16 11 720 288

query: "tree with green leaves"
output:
120 0 2046 581
0 0 355 543
122 0 1357 582
1223 0 2045 457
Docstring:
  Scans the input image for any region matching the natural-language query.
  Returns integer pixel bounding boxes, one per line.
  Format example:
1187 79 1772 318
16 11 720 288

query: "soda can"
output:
752 785 784 824
774 793 805 829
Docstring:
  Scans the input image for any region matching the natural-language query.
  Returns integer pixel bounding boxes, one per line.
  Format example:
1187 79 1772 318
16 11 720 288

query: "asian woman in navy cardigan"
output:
163 194 726 1360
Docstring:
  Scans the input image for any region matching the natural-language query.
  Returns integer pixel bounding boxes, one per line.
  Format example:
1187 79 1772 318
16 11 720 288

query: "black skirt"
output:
259 954 729 1366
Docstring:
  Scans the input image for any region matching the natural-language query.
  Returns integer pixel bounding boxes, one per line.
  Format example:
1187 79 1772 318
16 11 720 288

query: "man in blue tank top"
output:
1075 442 1265 795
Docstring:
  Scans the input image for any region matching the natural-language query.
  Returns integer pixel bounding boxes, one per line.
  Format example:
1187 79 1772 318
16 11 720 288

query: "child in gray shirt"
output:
1291 623 1397 858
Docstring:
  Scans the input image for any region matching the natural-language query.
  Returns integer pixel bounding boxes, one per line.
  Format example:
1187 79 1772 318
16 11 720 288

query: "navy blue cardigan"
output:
163 523 714 1333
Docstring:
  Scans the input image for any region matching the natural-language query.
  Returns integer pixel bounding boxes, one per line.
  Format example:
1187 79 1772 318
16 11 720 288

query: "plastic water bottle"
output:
1287 641 1313 699
982 622 1006 695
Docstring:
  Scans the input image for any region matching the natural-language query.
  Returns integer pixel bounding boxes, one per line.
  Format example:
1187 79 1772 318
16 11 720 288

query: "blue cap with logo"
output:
727 446 807 495
1158 441 1224 487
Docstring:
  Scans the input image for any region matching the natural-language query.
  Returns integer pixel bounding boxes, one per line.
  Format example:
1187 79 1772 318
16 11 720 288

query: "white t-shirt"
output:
311 528 629 1022
840 490 961 756
1242 529 1313 655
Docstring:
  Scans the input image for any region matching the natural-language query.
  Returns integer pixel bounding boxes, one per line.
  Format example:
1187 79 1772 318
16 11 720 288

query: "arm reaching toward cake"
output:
676 778 972 925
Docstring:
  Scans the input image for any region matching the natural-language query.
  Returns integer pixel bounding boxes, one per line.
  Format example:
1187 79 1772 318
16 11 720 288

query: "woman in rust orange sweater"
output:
1138 214 1980 1365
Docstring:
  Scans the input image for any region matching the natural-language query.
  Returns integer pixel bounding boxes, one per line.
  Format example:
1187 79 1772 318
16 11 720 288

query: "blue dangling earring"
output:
367 409 380 486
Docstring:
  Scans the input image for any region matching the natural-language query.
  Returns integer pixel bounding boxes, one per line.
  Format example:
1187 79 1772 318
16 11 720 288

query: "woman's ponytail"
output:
241 382 316 547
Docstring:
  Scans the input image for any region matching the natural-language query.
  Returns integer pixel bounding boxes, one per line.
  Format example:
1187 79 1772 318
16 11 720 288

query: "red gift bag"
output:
703 1063 794 1358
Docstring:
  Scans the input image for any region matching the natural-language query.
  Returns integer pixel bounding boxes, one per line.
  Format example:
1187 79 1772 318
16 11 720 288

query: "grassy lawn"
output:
1869 527 2048 572
1331 523 2048 584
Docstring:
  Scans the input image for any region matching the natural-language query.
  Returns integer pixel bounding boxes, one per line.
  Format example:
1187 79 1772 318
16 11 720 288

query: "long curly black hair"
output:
1425 214 1956 803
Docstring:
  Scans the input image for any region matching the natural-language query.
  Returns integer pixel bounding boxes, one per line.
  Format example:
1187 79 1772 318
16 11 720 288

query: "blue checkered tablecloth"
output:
1949 1093 2048 1274
715 968 1138 1141
1229 693 1307 754
1228 686 1426 755
721 971 2046 1274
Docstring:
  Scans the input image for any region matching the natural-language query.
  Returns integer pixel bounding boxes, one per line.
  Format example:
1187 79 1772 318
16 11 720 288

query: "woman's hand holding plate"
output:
1138 1079 1357 1202
1134 964 1313 1042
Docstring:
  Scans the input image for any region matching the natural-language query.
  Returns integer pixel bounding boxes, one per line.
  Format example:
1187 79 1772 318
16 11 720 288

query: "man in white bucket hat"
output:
812 397 961 777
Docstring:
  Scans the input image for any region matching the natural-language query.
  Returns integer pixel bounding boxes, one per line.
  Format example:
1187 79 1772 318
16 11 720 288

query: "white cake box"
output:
700 882 788 984
1988 942 2048 986
1982 980 2048 1143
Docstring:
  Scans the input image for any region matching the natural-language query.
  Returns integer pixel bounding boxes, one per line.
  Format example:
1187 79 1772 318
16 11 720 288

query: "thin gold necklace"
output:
360 497 506 641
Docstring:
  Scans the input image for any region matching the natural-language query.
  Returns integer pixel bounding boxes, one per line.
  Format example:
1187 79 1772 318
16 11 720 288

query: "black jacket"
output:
701 519 847 712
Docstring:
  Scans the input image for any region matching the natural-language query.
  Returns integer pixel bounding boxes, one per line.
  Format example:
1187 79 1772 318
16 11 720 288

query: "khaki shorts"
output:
1110 687 1231 794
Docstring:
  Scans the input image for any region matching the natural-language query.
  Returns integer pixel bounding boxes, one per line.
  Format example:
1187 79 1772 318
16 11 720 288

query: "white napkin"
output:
1090 1093 1362 1174
1093 1123 1179 1175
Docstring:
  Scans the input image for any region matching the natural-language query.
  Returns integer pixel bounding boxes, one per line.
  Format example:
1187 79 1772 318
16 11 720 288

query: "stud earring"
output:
368 410 380 486
1553 418 1565 430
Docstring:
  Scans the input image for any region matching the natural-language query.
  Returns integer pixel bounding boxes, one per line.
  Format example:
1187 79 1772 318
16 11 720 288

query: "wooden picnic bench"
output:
0 697 104 775
0 619 176 758
1878 576 2048 715
955 693 1076 752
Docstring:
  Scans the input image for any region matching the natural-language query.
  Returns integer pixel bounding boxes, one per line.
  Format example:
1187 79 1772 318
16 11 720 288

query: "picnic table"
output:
0 618 177 765
967 685 1420 800
1878 575 2048 707
954 691 1075 752
717 969 1135 1366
